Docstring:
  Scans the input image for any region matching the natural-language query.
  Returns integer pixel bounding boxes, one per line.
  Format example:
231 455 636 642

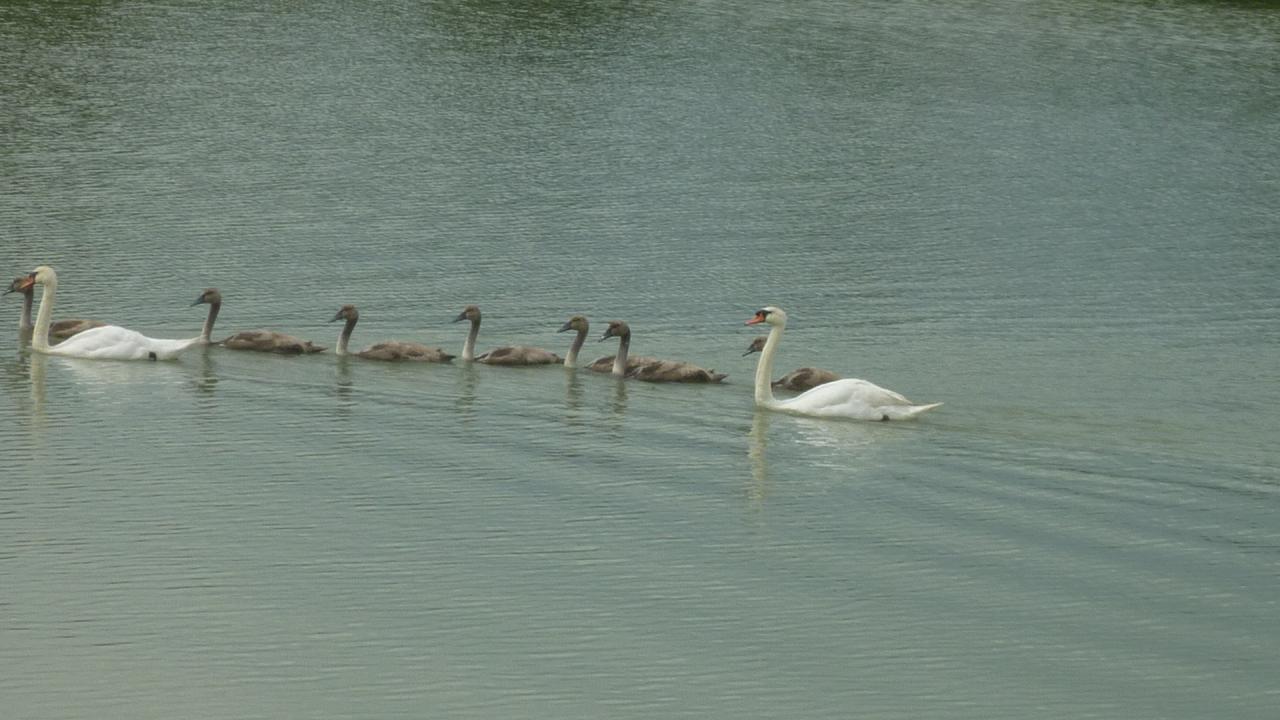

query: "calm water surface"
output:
2 1 1278 718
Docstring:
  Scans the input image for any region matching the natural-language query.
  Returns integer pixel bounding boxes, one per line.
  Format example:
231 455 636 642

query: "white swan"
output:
746 306 941 420
24 266 201 361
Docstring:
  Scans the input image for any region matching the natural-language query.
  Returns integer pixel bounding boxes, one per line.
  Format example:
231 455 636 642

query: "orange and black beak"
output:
745 309 768 326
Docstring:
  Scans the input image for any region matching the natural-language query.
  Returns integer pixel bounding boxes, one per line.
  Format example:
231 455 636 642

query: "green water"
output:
3 1 1278 718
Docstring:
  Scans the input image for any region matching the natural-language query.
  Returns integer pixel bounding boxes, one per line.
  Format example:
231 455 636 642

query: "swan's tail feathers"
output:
303 342 326 354
150 337 204 360
894 401 943 420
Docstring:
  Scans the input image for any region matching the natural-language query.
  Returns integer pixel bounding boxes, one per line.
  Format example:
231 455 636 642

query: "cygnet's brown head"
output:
191 288 222 307
330 304 359 322
559 315 588 333
743 336 767 356
4 275 35 296
453 305 481 323
600 320 630 342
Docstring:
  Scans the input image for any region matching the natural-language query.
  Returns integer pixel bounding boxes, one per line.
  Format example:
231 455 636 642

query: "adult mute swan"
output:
745 306 941 420
743 335 841 392
24 266 201 361
330 305 453 361
7 274 105 341
557 314 655 373
190 288 325 353
453 305 560 365
599 320 726 383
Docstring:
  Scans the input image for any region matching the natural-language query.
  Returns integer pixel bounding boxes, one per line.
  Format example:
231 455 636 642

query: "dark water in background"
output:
2 1 1278 718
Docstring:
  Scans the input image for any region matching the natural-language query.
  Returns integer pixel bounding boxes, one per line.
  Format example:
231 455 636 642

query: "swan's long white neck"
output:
565 327 586 367
462 317 479 362
31 275 57 353
200 300 220 344
611 330 630 377
753 321 784 406
336 315 357 356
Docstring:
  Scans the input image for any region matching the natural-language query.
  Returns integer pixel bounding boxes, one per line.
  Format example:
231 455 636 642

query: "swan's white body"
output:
26 266 201 361
747 306 941 421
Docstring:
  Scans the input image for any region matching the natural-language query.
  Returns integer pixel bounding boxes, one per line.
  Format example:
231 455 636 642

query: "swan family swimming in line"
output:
8 265 942 421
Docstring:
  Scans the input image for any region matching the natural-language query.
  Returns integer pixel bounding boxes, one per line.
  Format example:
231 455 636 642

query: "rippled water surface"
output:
3 1 1279 718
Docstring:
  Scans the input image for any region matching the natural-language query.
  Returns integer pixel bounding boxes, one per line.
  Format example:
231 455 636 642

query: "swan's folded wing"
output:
478 345 561 365
843 378 914 406
783 377 913 412
48 325 196 360
48 325 141 358
628 359 726 383
362 341 453 362
143 336 202 360
50 318 107 340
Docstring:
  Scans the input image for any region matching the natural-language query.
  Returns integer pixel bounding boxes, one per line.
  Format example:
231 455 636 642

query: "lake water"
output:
2 1 1278 718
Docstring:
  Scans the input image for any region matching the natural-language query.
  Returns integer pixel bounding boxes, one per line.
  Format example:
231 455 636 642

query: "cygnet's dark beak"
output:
329 310 345 323
742 346 758 357
190 295 206 307
557 321 573 333
5 275 35 295
452 312 468 323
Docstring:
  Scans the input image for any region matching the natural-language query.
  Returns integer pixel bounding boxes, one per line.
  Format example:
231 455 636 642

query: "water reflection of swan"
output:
334 356 356 413
191 345 219 398
57 353 192 388
746 411 898 500
746 307 941 420
455 362 479 422
789 416 885 454
563 367 584 425
747 410 771 505
29 352 48 427
598 376 628 439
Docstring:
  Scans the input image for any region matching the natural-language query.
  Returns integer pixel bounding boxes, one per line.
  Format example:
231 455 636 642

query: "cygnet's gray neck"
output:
336 315 358 356
200 301 221 343
611 331 630 377
565 327 586 366
462 317 480 361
